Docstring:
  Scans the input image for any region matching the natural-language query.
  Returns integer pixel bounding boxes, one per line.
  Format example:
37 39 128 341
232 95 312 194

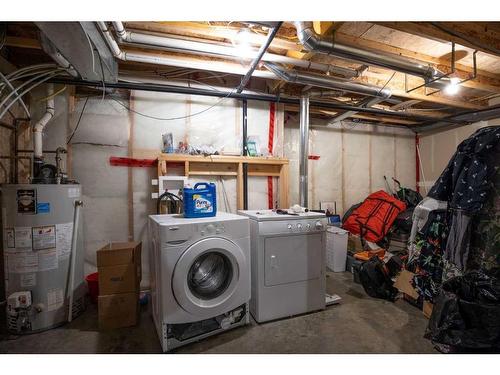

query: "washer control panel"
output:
200 222 226 236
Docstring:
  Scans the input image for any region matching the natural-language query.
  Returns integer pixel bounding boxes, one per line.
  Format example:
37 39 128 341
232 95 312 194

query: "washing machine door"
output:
172 237 246 317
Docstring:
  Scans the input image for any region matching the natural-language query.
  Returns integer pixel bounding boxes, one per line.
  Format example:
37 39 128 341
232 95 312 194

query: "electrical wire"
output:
93 44 107 102
66 96 90 145
0 71 30 117
0 69 62 106
36 85 66 102
109 86 238 121
0 70 64 120
377 71 397 95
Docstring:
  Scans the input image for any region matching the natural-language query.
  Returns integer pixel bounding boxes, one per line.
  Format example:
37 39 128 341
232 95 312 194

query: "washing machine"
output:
148 212 251 352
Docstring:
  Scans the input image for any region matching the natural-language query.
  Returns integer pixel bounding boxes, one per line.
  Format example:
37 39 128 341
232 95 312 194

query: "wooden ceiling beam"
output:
374 22 500 58
285 104 422 125
4 36 41 49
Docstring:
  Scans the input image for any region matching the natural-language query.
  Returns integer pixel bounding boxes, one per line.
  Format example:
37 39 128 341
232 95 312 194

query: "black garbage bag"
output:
424 269 500 352
358 256 398 301
391 207 414 234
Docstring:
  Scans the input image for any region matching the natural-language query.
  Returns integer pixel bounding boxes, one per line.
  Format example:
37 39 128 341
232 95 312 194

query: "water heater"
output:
1 183 85 333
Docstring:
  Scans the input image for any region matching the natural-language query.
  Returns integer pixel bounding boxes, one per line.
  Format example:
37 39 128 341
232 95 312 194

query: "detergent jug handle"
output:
193 182 209 190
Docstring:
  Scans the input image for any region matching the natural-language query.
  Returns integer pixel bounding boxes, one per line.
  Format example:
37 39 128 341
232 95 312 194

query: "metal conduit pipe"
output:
299 95 310 208
98 22 275 79
265 62 392 99
294 22 439 79
111 21 359 78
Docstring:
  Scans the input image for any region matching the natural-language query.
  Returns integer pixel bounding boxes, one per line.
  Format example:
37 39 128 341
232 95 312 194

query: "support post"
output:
299 95 310 207
242 99 249 210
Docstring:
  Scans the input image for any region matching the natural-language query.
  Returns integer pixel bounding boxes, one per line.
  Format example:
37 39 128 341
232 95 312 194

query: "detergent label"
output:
193 194 213 213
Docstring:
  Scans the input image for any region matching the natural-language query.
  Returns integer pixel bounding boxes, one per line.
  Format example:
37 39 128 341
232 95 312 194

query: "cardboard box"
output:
347 234 365 253
97 242 142 295
423 301 434 319
98 292 139 330
393 270 419 300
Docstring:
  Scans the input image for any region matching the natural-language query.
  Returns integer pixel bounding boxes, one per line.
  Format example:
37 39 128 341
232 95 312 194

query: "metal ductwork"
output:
39 34 79 77
294 22 439 79
299 95 310 207
265 62 392 99
36 22 118 82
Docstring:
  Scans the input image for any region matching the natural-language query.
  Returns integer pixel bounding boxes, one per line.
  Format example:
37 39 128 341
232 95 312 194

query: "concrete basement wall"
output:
284 116 416 216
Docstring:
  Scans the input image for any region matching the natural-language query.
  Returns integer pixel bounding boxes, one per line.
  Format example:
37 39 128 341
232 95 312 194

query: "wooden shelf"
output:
157 153 289 209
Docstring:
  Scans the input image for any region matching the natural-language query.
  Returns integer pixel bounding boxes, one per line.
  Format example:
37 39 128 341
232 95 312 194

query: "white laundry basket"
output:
326 226 349 272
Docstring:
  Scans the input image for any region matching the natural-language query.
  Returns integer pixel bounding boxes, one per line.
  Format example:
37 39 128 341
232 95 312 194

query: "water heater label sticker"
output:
14 227 32 249
47 288 64 312
5 228 15 248
56 222 73 261
68 187 81 198
32 225 56 250
36 202 50 214
38 248 58 272
20 273 36 288
17 189 37 214
6 252 38 274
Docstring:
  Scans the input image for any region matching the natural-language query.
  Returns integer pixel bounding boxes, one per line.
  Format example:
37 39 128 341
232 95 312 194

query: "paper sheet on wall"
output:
47 288 64 312
56 222 73 261
14 227 32 249
4 228 15 248
32 225 56 251
38 248 58 272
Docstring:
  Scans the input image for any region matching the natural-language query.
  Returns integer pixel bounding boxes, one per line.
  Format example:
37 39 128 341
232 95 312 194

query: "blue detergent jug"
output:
183 182 217 218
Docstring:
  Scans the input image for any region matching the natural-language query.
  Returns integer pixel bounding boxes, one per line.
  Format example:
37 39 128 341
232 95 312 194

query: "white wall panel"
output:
285 118 416 215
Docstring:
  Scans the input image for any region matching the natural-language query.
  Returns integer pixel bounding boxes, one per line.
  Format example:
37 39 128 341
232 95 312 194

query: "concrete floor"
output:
0 272 437 354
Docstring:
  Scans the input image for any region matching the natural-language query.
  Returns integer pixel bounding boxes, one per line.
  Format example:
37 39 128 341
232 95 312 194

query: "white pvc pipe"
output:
116 24 358 77
125 51 275 79
98 23 276 80
33 84 55 159
68 200 83 323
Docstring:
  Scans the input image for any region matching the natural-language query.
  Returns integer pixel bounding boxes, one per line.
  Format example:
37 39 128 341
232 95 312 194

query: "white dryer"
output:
148 212 250 352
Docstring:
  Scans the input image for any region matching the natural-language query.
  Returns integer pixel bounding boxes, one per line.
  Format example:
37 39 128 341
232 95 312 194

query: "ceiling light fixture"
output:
444 77 461 95
232 29 255 58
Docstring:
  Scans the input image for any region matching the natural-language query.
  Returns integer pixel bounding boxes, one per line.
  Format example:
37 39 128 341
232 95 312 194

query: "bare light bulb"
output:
444 77 461 95
232 29 254 58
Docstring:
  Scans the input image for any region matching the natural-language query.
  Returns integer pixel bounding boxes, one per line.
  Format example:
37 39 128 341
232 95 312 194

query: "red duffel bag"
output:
343 190 406 243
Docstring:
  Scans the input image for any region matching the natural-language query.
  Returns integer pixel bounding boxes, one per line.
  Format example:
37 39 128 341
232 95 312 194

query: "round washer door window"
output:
172 237 247 316
187 251 233 300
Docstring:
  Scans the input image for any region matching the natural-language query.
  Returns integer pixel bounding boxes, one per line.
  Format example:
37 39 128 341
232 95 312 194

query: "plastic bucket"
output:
85 272 99 304
326 227 349 272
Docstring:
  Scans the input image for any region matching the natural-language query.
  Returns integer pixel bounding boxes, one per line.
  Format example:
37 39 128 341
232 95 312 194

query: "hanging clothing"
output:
444 211 472 270
467 141 500 272
408 210 448 303
428 126 500 272
428 126 500 213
